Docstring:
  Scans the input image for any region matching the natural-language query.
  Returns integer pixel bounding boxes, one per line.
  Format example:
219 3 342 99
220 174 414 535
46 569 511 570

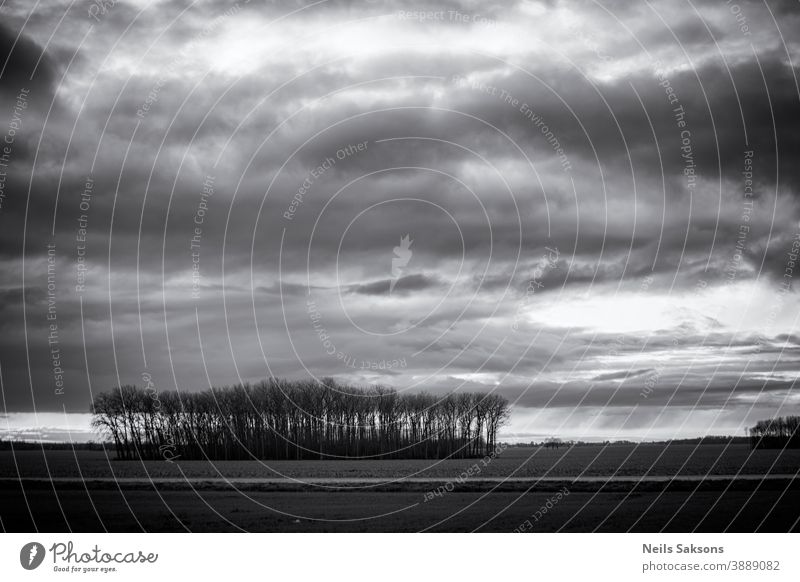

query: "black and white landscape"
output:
1 0 799 532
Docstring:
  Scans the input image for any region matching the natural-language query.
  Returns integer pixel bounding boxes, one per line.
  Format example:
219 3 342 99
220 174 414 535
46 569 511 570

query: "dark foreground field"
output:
1 445 798 532
4 443 800 479
2 485 799 532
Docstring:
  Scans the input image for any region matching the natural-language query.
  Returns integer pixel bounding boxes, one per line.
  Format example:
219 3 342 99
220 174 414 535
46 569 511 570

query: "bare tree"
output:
749 415 800 449
90 380 512 461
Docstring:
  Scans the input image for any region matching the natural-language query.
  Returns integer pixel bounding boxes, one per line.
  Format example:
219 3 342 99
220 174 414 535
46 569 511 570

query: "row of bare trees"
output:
90 378 510 460
749 415 800 449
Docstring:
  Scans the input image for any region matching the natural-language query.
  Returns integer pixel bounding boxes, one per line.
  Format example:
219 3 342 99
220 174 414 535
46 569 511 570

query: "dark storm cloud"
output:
0 23 56 98
592 368 655 382
5 21 793 283
502 376 799 410
446 55 800 196
349 273 442 295
0 0 798 445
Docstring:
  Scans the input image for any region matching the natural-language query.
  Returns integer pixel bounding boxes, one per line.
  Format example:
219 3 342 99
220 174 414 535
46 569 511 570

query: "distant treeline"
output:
0 440 106 451
90 379 510 461
749 415 800 449
656 436 750 445
508 436 751 448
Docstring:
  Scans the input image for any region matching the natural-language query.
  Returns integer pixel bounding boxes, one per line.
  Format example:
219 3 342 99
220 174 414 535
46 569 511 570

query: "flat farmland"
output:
1 444 799 480
3 445 798 531
2 485 799 532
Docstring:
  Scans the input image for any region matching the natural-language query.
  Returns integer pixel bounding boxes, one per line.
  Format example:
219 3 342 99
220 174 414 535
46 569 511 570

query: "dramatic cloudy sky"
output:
1 0 799 441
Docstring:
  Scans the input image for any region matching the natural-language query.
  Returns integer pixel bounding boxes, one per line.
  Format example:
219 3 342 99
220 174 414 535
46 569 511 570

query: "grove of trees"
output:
749 415 800 449
90 378 511 461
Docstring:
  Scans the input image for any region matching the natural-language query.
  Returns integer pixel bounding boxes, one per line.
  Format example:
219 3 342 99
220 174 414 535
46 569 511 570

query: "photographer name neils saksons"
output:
48 541 158 566
643 543 724 554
